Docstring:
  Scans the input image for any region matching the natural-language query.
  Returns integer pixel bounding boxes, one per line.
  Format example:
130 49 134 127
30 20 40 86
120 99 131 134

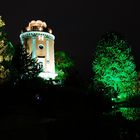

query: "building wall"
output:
22 33 55 74
49 40 55 73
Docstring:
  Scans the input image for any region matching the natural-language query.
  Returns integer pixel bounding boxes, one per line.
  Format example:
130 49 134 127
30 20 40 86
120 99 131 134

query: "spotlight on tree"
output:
92 31 137 102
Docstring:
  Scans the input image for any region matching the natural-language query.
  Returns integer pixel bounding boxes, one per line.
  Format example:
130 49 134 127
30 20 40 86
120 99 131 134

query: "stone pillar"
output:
32 36 36 58
46 39 50 64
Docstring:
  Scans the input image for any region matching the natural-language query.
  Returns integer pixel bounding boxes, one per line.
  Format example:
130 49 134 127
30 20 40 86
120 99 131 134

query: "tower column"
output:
32 36 36 58
46 39 50 72
46 39 50 63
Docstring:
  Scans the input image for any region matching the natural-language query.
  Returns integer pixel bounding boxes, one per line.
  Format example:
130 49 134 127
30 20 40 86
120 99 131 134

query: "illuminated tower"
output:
20 20 57 80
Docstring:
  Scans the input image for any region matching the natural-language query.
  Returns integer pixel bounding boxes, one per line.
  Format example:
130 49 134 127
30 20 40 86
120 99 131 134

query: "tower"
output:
20 20 57 80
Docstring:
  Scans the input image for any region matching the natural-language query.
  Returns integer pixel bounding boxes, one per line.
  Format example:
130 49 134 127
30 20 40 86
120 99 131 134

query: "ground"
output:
0 85 140 140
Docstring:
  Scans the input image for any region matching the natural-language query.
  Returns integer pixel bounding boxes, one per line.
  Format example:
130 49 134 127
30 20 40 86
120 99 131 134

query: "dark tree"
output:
10 44 42 85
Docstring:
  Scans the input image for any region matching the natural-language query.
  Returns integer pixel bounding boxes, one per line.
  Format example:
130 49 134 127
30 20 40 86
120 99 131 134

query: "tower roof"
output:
26 20 47 31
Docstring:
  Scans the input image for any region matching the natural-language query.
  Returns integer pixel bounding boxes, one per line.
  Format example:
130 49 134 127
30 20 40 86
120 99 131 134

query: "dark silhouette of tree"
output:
10 44 42 86
92 31 137 102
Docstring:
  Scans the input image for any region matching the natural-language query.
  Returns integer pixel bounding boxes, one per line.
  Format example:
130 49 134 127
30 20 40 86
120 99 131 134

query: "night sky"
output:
1 0 140 80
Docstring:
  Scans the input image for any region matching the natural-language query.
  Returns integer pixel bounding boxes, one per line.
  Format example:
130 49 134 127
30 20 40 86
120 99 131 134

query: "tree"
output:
55 51 74 83
10 44 42 86
0 16 14 84
92 32 137 102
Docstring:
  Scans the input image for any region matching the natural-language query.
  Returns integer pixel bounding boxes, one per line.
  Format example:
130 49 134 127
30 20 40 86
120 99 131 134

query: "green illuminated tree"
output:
0 16 14 84
92 32 137 102
10 44 42 85
55 51 74 83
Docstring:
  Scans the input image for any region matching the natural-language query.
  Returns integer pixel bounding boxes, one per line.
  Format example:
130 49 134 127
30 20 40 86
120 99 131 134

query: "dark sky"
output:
1 0 140 80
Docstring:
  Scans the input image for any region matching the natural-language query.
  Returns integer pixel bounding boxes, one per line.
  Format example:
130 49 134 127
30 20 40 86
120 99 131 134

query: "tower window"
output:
38 44 44 50
39 62 43 68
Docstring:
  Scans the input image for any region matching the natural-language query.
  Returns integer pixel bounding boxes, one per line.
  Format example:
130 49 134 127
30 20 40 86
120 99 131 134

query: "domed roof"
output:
26 20 47 31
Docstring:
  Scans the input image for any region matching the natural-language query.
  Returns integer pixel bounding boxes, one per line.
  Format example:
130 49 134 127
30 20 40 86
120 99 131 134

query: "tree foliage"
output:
92 32 137 101
0 16 14 84
10 45 42 85
55 51 74 82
